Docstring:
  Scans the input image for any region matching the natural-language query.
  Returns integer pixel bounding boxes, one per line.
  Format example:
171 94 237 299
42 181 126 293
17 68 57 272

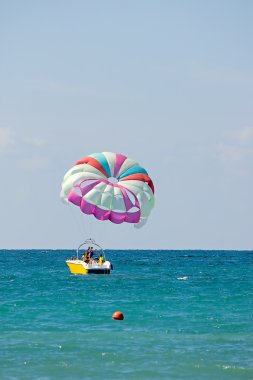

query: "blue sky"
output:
0 1 253 249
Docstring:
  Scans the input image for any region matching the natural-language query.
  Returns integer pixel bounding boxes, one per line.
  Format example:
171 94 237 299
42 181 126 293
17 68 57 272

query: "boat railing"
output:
76 238 105 260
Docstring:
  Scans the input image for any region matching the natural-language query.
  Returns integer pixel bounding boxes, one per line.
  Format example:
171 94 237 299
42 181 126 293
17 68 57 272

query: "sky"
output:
0 0 253 249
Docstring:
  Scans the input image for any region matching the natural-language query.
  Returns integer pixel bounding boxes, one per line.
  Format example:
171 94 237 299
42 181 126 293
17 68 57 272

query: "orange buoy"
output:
112 311 124 320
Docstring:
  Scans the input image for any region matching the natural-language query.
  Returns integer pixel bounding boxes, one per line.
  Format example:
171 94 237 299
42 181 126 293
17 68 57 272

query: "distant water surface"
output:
0 250 253 380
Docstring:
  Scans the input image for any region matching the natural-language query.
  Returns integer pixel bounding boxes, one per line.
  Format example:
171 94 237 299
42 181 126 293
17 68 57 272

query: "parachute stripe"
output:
89 153 111 177
119 186 137 211
118 165 148 180
114 154 127 177
119 174 155 193
79 180 100 196
74 156 108 178
117 158 137 178
102 152 116 177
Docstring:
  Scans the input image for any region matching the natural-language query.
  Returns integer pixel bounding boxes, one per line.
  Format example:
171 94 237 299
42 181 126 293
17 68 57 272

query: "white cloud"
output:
216 128 253 177
0 128 47 152
231 127 253 144
20 157 50 171
217 143 251 164
0 127 15 152
23 137 45 147
217 143 253 178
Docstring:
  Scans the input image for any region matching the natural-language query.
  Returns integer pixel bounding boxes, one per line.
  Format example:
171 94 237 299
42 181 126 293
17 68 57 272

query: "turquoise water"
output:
1 250 253 380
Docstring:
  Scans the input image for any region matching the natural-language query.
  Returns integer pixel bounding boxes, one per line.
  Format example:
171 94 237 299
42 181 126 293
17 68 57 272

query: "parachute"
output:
60 152 155 227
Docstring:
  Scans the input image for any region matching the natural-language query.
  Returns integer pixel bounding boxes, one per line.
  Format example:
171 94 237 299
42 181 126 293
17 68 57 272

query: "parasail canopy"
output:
60 152 154 226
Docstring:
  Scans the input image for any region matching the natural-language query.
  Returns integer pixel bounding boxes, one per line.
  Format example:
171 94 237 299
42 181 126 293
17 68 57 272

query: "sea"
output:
0 250 253 380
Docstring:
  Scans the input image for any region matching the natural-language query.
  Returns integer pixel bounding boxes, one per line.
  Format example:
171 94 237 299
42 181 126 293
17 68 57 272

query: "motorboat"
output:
66 238 112 274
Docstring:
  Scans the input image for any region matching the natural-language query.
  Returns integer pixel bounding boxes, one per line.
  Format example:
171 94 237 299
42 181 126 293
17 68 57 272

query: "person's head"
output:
100 254 102 257
91 247 93 250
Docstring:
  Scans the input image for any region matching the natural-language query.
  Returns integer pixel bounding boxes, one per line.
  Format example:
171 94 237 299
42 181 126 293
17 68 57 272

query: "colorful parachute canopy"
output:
60 152 155 226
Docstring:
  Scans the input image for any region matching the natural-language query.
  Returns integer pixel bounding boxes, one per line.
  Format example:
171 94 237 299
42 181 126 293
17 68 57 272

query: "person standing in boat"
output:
82 246 90 262
86 246 94 264
82 251 88 262
90 247 94 258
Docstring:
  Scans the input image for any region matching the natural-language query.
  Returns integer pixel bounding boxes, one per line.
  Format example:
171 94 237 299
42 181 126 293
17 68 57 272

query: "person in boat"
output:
90 247 94 258
99 254 105 265
82 251 88 261
87 246 94 264
82 246 90 262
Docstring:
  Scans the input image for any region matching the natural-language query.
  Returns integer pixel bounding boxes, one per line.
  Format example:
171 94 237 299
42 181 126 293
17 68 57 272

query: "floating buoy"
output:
112 311 124 320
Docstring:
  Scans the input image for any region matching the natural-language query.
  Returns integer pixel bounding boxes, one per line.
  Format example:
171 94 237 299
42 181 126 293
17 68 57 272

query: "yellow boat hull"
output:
66 260 111 275
66 261 89 274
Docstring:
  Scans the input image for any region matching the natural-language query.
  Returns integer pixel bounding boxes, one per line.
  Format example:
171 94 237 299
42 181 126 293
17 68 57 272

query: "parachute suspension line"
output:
68 204 86 239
